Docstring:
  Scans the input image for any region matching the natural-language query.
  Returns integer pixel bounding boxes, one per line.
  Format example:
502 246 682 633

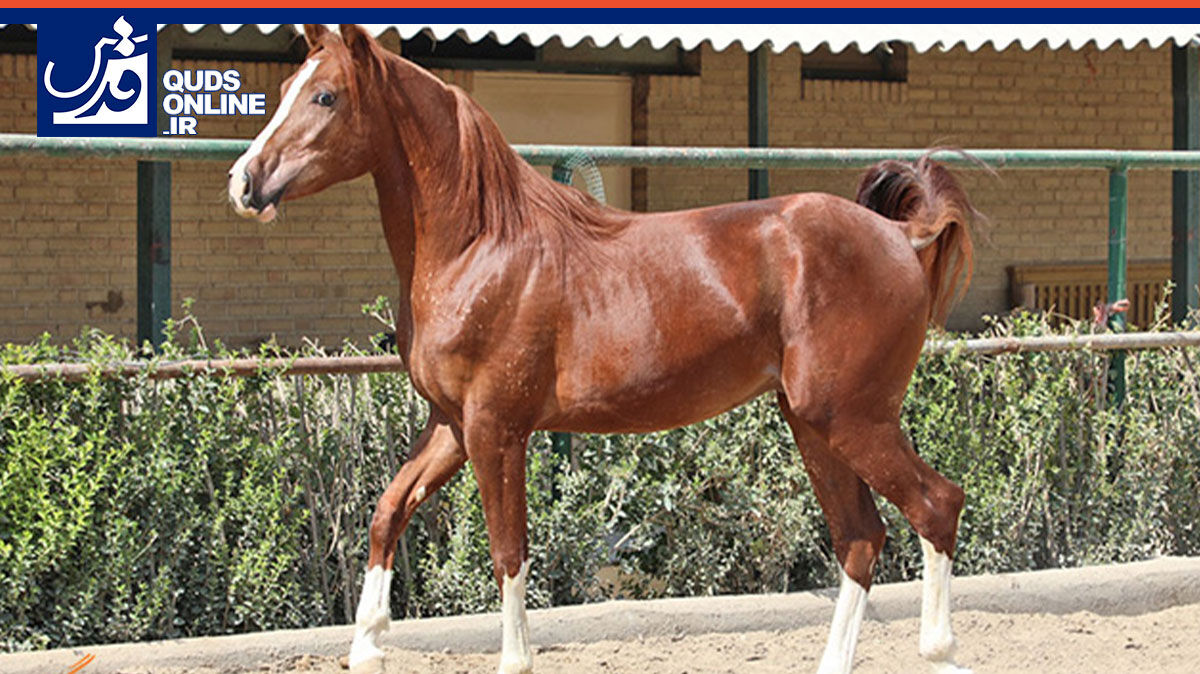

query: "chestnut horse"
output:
228 24 977 674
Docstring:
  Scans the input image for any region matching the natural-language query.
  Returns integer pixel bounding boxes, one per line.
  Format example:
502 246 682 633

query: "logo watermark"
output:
161 68 266 135
37 12 156 137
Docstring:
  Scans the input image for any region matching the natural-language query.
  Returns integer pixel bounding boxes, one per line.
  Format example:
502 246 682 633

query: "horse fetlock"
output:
920 631 968 674
346 654 385 674
919 627 956 662
816 658 853 674
497 657 534 674
355 606 390 633
928 663 972 674
346 637 385 672
347 608 390 671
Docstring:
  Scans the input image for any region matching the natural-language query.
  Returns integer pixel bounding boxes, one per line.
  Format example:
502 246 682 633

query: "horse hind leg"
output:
347 410 467 674
825 416 970 674
779 395 886 674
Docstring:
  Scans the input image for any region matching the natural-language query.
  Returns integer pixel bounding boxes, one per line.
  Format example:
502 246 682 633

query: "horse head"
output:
227 24 385 222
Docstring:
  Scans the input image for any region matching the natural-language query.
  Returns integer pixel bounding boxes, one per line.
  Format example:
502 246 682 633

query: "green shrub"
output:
1 308 1197 651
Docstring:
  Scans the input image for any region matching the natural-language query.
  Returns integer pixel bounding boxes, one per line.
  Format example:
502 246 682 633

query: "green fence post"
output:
137 33 174 349
748 47 769 200
137 162 171 349
549 163 575 467
1172 43 1200 324
1107 166 1128 406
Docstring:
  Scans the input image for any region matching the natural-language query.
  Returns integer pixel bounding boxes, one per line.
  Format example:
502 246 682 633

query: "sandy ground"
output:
138 602 1200 674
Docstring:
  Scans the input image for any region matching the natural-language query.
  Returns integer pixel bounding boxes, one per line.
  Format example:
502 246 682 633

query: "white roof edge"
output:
4 24 1199 54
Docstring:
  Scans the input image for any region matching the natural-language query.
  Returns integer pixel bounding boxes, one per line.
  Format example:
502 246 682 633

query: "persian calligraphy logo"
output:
37 13 157 136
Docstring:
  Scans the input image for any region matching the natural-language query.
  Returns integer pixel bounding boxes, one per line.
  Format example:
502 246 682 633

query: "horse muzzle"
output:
228 168 284 223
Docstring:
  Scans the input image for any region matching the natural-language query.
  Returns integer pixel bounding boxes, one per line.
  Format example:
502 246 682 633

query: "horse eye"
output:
313 92 336 107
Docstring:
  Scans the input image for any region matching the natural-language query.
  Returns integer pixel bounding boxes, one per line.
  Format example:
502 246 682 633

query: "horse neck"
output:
371 161 417 344
374 60 484 252
369 62 483 350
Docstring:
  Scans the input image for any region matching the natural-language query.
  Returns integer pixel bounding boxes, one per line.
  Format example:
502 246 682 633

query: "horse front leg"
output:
464 415 534 674
347 409 467 674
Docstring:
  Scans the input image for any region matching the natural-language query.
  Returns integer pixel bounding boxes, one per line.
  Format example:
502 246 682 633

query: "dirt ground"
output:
142 602 1200 674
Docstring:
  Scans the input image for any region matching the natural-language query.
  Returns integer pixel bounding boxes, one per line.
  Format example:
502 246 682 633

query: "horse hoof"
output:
347 656 385 674
497 660 533 674
930 663 972 674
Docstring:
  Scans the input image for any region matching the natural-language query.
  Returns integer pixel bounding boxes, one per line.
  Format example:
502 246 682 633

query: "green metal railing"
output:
4 133 1200 408
8 134 1200 170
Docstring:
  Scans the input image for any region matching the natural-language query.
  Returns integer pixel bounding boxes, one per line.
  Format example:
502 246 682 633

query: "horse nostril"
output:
239 171 253 208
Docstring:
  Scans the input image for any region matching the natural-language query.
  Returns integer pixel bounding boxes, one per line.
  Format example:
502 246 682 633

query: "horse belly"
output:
544 337 777 434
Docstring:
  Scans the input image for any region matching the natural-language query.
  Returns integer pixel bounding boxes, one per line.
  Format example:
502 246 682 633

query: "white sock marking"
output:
498 559 533 674
228 58 320 216
920 537 971 673
348 565 392 668
817 568 869 674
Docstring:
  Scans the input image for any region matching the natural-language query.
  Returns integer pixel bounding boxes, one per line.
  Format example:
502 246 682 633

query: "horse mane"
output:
448 88 626 253
315 32 625 255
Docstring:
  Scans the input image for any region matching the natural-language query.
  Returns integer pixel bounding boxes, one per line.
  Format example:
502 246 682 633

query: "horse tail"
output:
855 151 983 326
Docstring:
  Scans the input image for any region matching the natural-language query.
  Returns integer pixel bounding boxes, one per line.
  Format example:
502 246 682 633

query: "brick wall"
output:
0 43 1187 344
0 54 139 340
643 44 1178 329
0 56 406 347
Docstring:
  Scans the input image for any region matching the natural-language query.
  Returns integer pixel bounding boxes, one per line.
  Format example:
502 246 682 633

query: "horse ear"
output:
302 24 329 49
339 24 377 62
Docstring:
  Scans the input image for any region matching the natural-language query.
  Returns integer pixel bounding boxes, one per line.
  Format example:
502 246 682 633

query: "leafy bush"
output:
1 308 1197 651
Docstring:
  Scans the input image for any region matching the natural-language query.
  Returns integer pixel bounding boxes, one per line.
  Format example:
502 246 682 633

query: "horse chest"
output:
407 311 557 424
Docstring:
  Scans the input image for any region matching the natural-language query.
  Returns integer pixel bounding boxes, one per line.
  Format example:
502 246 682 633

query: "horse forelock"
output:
303 31 394 115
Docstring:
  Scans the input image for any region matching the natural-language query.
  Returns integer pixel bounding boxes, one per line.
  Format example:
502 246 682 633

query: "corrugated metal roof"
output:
177 24 1200 53
8 24 1200 54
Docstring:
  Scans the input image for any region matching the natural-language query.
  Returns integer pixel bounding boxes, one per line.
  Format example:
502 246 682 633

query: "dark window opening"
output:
802 41 907 82
0 25 36 55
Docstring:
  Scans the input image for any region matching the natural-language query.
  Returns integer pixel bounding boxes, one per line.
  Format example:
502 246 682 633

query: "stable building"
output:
1 24 1198 345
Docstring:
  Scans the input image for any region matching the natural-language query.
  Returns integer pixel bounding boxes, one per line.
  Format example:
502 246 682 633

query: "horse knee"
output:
368 498 400 548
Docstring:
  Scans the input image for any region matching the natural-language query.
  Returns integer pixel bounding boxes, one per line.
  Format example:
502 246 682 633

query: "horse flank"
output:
854 153 979 325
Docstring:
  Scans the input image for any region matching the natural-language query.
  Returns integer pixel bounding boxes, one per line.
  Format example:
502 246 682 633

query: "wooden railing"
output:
1009 261 1171 327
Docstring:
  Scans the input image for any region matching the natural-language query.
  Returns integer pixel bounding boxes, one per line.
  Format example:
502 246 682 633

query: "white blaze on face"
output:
919 537 972 673
817 568 869 674
347 565 392 669
227 57 321 222
498 559 533 674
